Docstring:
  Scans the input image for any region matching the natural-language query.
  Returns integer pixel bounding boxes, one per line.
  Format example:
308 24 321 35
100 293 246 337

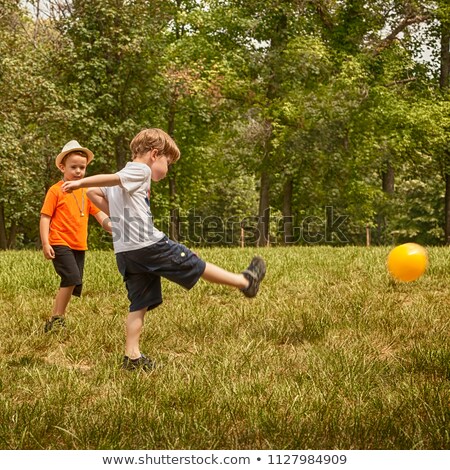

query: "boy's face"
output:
149 151 171 182
59 153 88 181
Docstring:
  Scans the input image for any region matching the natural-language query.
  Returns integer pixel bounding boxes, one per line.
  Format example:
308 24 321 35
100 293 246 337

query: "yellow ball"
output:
387 243 428 282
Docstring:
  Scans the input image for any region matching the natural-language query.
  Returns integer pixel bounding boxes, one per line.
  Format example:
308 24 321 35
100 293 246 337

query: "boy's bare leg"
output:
44 285 75 331
125 308 146 359
201 262 249 289
52 285 75 316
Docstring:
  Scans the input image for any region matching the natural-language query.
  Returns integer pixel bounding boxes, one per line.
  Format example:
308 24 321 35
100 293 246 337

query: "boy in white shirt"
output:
62 128 266 371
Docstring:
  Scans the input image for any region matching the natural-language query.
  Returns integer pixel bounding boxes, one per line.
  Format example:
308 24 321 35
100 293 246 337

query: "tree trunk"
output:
445 173 450 245
382 161 394 194
440 28 450 89
167 106 180 242
441 24 450 244
257 170 270 247
255 12 288 247
376 160 395 244
282 178 294 244
0 203 8 250
7 220 17 249
114 135 127 170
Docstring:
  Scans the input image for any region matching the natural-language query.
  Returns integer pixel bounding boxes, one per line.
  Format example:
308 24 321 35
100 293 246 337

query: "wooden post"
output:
240 226 245 248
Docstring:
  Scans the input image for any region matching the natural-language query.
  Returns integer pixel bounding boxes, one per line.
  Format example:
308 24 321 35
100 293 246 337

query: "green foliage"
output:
0 2 64 248
385 156 446 245
50 0 171 170
2 0 450 248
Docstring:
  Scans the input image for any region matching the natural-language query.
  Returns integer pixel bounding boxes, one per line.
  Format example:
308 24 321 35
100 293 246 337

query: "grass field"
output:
0 246 449 450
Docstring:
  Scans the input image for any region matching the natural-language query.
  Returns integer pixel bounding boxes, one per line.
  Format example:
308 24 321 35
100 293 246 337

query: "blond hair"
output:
130 128 180 164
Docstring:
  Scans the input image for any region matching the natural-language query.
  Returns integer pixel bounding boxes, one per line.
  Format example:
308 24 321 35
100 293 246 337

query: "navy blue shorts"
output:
115 236 206 312
51 245 85 297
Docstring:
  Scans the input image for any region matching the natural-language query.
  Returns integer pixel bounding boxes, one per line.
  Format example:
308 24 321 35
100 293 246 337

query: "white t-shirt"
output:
102 162 165 253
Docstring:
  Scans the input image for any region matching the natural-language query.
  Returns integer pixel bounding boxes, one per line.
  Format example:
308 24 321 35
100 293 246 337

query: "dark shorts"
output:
115 236 206 312
51 245 85 297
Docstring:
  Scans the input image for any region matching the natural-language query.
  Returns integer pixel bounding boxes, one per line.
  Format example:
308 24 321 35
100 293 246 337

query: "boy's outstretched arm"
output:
61 174 120 193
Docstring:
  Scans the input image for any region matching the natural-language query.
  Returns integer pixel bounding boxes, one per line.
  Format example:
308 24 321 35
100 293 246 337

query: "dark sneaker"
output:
44 316 66 332
240 256 266 298
122 354 155 372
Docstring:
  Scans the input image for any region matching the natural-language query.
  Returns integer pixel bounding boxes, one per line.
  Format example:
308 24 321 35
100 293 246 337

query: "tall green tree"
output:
200 0 310 246
306 0 442 244
436 3 450 244
0 1 63 248
49 0 170 171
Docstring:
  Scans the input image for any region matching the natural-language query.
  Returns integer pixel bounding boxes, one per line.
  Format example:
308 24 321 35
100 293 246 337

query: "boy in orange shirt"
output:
40 140 111 332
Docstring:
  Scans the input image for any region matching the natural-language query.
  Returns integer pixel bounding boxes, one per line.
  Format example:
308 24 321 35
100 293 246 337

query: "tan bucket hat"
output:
55 140 94 168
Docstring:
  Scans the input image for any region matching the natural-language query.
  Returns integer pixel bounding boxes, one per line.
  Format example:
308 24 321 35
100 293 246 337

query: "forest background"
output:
1 0 450 251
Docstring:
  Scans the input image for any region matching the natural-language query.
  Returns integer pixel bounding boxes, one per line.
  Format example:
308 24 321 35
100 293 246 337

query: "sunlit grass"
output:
0 246 449 449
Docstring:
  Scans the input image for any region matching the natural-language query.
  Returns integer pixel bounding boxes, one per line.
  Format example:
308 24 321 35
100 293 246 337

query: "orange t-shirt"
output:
40 181 100 251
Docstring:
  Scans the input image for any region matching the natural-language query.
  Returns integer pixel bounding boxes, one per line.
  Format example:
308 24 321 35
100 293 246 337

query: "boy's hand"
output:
43 244 55 259
61 180 80 193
